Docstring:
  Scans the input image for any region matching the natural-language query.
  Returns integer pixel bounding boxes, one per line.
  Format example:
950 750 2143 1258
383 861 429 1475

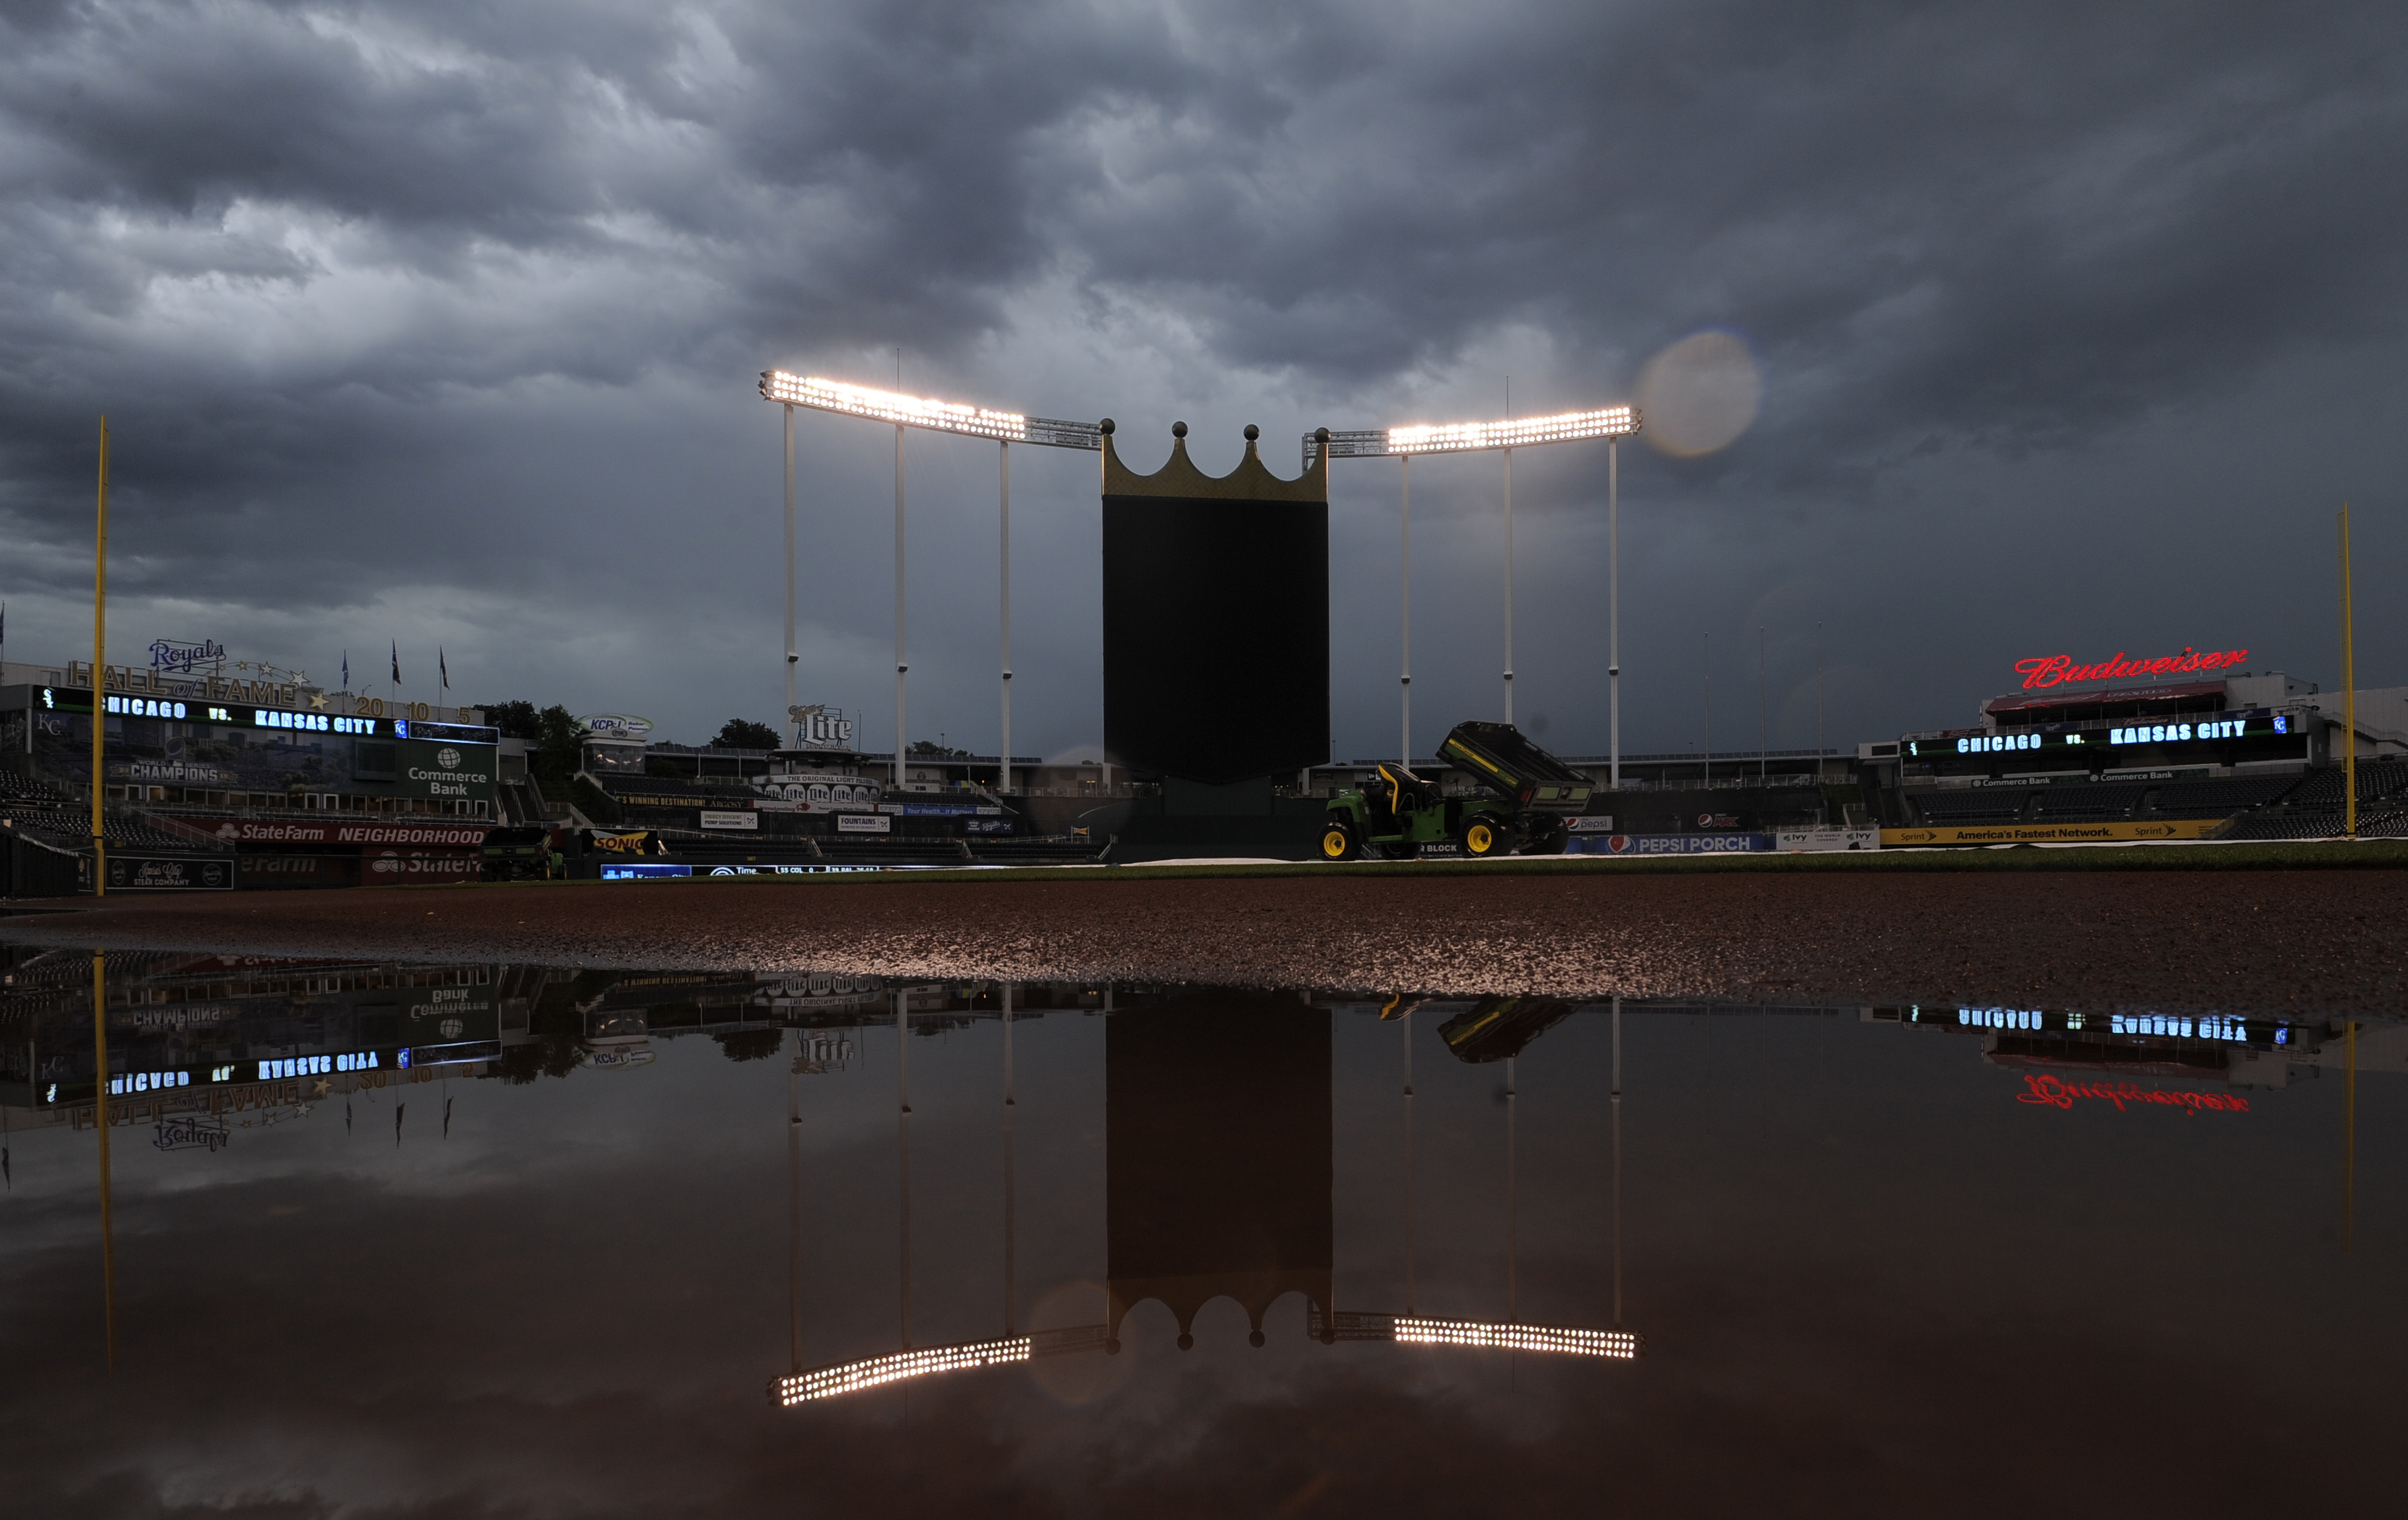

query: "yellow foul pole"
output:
2339 505 2356 840
93 950 116 1369
92 418 108 893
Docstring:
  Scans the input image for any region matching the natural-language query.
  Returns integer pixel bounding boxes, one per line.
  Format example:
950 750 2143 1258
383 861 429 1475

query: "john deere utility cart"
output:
1317 720 1593 861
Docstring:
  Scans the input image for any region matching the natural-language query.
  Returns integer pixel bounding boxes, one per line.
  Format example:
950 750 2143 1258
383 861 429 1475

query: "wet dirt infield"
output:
10 868 2402 1014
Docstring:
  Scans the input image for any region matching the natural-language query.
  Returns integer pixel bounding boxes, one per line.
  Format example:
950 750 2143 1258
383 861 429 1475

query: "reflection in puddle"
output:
1 942 2400 1509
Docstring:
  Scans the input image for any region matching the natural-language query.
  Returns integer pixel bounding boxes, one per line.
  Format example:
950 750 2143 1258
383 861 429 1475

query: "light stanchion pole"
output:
1502 441 1515 724
1611 995 1623 1330
1311 404 1639 758
1002 983 1016 1334
1758 627 1768 784
1816 621 1827 782
783 404 798 748
1401 457 1413 765
787 1028 802 1375
2340 505 2357 840
999 443 1013 795
763 373 1107 784
1703 632 1712 788
1403 1005 1416 1315
1506 1053 1518 1326
92 417 108 894
1608 438 1620 791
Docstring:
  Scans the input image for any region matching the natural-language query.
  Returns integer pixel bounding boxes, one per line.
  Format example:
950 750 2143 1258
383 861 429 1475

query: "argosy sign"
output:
2014 647 2247 690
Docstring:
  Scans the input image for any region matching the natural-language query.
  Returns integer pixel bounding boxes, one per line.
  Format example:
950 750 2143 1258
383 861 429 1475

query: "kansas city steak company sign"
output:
2014 647 2248 690
204 821 491 847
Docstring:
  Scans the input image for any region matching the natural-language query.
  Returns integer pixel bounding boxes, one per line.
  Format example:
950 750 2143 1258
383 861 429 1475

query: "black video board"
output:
1102 495 1329 785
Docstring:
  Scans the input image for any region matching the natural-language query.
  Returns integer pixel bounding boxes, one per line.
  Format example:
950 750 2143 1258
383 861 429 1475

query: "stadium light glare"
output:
1391 1317 1640 1359
1391 406 1640 455
770 1335 1031 1406
1305 406 1640 463
759 371 1102 450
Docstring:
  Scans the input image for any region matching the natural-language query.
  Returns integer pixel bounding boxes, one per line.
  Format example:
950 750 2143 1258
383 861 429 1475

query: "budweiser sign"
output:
2015 1074 2249 1114
2014 646 2247 690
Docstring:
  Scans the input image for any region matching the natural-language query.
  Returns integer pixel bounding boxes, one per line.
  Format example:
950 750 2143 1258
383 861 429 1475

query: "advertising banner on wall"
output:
194 821 493 848
397 737 494 803
1774 828 1881 852
360 849 481 885
1881 820 2225 847
835 813 892 834
237 855 358 889
1571 833 1775 856
103 856 235 891
700 811 759 831
403 985 499 1047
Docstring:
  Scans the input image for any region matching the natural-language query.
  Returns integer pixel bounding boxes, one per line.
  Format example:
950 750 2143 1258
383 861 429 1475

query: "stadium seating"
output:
1912 788 2031 823
2146 777 2301 815
2221 812 2345 841
0 806 225 855
2282 761 2408 810
2029 784 2146 821
971 837 1107 866
0 770 72 804
815 835 976 867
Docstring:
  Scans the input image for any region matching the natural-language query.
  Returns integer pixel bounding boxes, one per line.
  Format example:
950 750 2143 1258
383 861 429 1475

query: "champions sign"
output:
2014 647 2247 690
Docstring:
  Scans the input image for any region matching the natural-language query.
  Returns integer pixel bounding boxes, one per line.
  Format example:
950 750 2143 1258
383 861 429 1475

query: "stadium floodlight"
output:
1391 1318 1641 1359
770 1335 1031 1406
759 372 1103 451
1305 403 1642 781
759 371 1102 789
1303 406 1639 465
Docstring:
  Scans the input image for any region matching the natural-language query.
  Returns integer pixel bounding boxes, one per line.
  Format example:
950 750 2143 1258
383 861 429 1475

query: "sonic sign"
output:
2014 647 2248 689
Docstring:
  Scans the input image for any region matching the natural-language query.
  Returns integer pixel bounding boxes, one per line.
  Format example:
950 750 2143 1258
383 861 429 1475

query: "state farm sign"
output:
2014 647 2247 691
204 821 492 848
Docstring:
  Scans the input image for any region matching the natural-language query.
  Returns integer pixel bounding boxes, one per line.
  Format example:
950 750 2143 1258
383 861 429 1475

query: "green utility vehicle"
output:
1317 720 1594 860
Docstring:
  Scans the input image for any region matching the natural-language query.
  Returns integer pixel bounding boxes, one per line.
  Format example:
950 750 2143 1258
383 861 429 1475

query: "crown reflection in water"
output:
768 986 1641 1408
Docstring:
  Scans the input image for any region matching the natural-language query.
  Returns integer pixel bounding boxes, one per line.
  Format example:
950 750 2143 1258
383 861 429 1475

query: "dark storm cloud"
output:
1 0 2403 748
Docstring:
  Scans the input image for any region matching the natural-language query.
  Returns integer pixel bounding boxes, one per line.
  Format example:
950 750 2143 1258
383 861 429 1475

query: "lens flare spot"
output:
1638 329 1762 457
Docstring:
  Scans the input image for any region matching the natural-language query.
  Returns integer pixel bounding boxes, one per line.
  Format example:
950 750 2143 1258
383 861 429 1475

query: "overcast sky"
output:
3 0 2403 761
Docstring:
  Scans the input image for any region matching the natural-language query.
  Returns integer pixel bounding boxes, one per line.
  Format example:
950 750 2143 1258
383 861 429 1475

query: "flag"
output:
439 647 449 691
390 640 400 686
341 650 349 690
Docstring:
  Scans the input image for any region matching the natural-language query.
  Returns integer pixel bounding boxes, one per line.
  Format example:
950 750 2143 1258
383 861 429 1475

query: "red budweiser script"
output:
2015 1074 2249 1113
2015 648 2247 690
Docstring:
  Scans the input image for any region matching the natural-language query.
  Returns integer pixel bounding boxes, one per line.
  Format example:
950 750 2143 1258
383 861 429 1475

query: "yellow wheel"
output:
1321 823 1358 861
1461 819 1498 856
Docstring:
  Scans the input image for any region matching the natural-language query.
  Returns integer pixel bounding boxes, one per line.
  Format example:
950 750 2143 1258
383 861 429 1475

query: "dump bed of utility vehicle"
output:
1438 721 1593 813
1438 997 1578 1063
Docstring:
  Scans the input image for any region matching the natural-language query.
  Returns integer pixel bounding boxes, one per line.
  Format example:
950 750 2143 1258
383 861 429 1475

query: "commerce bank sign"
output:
2014 647 2248 690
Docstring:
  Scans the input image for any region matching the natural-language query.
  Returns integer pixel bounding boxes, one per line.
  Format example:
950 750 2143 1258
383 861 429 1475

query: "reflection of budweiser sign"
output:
2014 648 2247 689
2015 1074 2249 1112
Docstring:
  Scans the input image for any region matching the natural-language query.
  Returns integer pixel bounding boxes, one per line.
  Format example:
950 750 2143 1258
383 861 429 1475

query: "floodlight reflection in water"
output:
4 946 2399 1513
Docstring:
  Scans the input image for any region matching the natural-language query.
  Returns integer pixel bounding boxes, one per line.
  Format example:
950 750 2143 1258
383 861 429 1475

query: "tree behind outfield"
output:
475 699 586 800
711 718 781 751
